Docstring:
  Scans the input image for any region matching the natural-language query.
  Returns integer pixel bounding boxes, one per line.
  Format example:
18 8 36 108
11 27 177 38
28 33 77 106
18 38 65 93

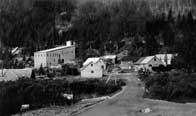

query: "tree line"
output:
139 71 196 103
0 0 196 71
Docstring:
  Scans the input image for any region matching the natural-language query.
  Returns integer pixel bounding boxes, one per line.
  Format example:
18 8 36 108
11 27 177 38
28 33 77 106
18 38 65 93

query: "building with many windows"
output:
34 41 75 68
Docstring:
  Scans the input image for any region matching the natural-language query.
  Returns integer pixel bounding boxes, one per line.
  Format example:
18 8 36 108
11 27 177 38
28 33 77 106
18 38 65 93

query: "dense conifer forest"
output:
0 0 196 71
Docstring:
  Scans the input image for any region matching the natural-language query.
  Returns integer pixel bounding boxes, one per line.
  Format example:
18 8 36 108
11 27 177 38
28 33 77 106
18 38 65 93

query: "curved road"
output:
77 73 196 116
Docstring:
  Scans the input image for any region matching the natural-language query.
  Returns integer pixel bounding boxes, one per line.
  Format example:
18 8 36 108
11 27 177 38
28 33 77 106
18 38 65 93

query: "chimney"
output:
66 41 75 47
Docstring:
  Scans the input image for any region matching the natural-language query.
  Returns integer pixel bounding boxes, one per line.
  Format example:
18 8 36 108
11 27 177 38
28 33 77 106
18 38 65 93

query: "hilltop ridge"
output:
76 0 196 16
0 0 196 16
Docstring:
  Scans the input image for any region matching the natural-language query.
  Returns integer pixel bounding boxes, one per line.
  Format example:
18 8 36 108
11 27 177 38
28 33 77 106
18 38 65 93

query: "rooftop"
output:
0 68 32 82
102 55 117 59
35 45 74 53
83 57 101 66
135 56 155 65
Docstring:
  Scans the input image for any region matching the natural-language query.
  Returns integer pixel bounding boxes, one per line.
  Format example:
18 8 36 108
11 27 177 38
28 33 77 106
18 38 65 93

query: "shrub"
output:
140 71 196 103
0 78 125 116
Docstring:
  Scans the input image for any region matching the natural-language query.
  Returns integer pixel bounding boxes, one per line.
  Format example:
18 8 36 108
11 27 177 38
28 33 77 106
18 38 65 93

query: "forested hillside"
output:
0 0 196 71
77 0 196 15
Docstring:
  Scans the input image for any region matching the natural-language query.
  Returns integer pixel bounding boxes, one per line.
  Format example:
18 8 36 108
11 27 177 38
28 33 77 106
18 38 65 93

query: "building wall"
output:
147 57 164 67
134 57 163 71
34 46 75 68
34 52 47 68
46 46 75 67
81 61 105 78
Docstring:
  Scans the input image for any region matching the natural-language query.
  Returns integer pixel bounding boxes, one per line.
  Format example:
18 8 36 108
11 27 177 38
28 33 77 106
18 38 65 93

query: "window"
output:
91 64 93 67
91 70 94 73
101 65 104 69
154 58 156 61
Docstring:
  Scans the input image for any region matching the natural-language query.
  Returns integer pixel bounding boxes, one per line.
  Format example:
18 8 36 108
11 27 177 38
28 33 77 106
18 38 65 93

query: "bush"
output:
61 64 80 76
152 65 173 72
0 78 125 116
140 71 196 103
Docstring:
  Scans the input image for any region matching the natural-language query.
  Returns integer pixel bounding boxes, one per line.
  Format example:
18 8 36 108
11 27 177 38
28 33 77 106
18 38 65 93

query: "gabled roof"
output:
135 56 159 65
102 55 117 59
135 57 146 65
81 57 104 71
35 45 74 53
141 56 155 64
83 57 101 66
0 68 32 82
80 62 93 71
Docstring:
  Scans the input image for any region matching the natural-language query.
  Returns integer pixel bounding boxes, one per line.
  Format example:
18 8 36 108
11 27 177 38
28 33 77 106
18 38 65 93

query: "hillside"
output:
76 0 196 16
0 0 196 16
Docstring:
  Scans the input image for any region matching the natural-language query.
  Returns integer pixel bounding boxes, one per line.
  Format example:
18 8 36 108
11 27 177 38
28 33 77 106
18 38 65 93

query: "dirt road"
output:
77 73 196 116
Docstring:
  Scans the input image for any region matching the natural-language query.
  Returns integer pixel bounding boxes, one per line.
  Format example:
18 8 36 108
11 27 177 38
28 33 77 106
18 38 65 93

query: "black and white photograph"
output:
0 0 196 116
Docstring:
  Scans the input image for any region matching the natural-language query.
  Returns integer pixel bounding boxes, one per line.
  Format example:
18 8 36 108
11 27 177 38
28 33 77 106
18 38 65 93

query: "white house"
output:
80 57 106 78
34 41 75 68
134 56 164 71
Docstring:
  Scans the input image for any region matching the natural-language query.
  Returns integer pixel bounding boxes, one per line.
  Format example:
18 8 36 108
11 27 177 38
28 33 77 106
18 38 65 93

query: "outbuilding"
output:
0 68 33 82
134 56 164 71
80 57 106 78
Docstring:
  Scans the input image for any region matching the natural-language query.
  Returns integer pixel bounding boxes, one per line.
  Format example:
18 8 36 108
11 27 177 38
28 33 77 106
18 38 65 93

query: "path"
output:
77 73 196 116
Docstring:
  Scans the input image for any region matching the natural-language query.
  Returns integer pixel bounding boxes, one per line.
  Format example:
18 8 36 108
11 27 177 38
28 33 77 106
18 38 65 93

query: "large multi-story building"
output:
34 41 75 68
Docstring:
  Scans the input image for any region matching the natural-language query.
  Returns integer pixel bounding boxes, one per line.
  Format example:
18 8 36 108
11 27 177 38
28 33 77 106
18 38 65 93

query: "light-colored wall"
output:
46 46 75 67
81 61 105 78
34 46 75 68
134 57 163 71
148 57 163 67
34 52 47 68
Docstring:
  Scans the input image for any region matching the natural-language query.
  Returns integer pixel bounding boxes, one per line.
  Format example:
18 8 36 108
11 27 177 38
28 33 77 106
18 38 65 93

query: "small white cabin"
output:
80 57 106 78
